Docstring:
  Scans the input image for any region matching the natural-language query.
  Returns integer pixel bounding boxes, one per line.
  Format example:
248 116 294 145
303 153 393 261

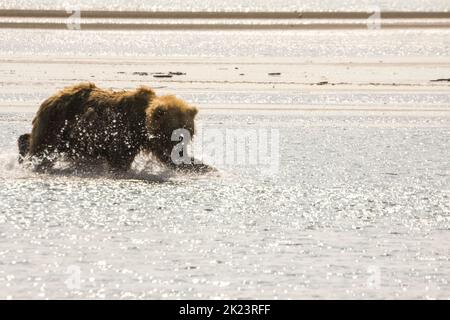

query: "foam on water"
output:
0 152 34 179
0 149 221 183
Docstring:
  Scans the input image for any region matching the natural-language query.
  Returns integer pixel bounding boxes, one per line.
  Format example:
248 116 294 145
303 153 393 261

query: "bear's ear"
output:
189 107 198 118
135 86 156 102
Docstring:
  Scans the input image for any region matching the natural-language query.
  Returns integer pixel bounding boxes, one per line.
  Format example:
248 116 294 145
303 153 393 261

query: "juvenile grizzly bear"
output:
18 82 210 172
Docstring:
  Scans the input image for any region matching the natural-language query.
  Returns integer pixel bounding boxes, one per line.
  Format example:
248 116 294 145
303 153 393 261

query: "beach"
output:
0 6 449 299
1 9 450 29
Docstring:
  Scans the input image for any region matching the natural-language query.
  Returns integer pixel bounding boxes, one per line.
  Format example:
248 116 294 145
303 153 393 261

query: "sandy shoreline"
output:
2 9 450 19
1 55 449 117
1 9 450 29
2 22 450 30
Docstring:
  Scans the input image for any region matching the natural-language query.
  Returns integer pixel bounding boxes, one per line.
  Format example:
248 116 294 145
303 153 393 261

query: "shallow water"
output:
1 29 449 58
0 108 449 299
0 19 449 299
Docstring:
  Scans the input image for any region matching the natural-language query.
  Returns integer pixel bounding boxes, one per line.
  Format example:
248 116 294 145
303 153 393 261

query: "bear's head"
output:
145 95 198 162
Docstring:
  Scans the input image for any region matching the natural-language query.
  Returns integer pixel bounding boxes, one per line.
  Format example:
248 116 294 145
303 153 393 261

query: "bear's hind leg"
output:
18 133 57 170
17 133 31 163
28 141 58 171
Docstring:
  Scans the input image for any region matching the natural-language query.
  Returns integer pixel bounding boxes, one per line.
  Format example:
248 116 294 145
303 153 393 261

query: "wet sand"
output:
1 55 449 114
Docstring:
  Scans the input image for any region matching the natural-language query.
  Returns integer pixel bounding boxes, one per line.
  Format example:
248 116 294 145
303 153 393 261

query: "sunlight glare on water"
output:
0 109 449 299
0 2 449 299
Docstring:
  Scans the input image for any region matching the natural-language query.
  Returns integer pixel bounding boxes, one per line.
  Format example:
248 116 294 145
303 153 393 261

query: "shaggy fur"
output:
18 82 208 172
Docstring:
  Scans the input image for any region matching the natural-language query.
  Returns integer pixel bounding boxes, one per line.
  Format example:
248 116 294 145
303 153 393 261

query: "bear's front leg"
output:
105 152 136 172
27 141 58 171
29 151 57 171
146 139 216 173
157 152 216 173
172 158 216 173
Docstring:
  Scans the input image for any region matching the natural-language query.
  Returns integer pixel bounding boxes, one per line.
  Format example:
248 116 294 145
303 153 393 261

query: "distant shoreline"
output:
1 9 450 19
0 9 449 30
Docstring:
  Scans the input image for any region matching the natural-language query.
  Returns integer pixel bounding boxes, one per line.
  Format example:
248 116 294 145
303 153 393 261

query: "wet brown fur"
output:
18 82 199 171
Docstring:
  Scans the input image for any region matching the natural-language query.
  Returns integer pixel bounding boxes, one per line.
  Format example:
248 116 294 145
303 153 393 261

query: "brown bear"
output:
18 82 211 173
